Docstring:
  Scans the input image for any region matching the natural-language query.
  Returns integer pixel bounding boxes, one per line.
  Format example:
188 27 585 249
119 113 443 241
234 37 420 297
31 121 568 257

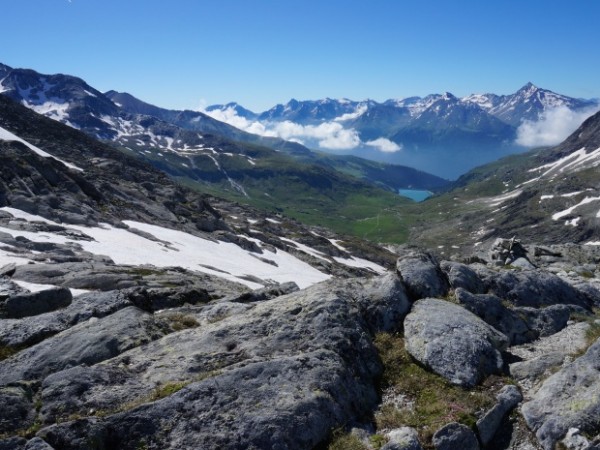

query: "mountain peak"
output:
442 92 456 100
519 82 539 94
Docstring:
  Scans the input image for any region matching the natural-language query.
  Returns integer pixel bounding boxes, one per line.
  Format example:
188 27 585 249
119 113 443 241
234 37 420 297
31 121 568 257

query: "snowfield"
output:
0 207 340 290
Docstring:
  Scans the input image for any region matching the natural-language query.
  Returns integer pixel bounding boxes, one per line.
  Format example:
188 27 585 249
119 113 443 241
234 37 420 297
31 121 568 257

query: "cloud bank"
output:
516 104 600 147
203 106 401 153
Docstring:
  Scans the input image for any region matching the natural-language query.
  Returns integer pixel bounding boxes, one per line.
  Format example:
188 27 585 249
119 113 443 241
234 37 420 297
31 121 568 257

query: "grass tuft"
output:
164 313 200 332
327 429 369 450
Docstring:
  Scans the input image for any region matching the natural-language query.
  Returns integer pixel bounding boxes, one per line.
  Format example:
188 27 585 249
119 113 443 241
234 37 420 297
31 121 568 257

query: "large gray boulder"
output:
351 272 410 333
0 290 133 348
404 298 508 387
512 304 571 338
432 422 479 450
0 287 72 319
440 261 485 294
455 288 535 345
522 337 600 450
0 385 35 433
397 252 449 301
456 288 572 345
31 274 406 449
479 269 591 309
0 306 164 384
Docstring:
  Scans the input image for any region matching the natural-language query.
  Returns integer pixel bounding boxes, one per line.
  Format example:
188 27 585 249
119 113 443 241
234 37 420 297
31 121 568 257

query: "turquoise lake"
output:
398 189 433 202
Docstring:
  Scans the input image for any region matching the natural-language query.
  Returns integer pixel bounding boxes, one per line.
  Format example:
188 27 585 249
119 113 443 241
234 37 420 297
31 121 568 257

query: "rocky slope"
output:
1 234 600 449
409 110 600 255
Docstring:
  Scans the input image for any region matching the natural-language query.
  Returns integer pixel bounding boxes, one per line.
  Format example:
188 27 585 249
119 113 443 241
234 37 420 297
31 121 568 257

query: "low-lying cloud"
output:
203 106 400 152
365 138 402 153
516 104 600 147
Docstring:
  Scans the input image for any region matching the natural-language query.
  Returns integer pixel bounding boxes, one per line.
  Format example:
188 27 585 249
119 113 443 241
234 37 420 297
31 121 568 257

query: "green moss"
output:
585 321 600 347
0 345 19 361
369 433 388 449
151 381 189 400
373 333 494 445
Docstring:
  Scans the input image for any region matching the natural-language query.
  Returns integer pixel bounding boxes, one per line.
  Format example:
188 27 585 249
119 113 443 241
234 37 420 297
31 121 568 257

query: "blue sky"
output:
2 0 599 112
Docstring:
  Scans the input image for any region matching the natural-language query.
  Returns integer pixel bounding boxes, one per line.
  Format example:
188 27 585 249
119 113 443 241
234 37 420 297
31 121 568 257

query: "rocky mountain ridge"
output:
0 62 447 193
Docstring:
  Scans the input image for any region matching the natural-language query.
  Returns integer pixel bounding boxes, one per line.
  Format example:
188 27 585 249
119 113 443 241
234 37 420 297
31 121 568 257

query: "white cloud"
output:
516 104 600 147
333 104 368 122
365 138 402 153
272 121 361 150
202 105 392 152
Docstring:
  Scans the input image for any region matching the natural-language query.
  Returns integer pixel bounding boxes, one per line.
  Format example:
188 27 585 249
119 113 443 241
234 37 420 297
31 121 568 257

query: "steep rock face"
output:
404 298 508 387
521 337 600 450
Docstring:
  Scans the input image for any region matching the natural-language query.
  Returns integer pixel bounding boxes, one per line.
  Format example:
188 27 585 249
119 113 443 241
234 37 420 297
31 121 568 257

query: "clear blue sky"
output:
2 0 599 112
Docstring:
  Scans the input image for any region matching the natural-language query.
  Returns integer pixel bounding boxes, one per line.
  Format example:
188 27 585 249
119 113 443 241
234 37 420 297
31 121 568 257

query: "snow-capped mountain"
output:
3 61 597 180
0 66 118 138
205 102 258 120
485 82 596 126
206 84 597 178
257 98 365 124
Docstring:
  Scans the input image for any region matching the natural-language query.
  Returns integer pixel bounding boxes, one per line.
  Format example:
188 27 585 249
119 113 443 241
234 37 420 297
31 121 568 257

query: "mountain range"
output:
0 63 449 242
207 83 598 178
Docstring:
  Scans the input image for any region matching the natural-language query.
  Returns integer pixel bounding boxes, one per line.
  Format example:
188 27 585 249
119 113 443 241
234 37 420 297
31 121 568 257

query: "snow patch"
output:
0 126 83 171
0 208 332 290
528 147 600 178
552 196 600 220
333 256 387 274
565 217 581 227
487 190 522 207
279 237 330 262
12 280 89 297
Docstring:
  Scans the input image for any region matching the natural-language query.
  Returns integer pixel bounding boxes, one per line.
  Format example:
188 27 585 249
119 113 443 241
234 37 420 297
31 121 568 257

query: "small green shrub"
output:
369 433 388 449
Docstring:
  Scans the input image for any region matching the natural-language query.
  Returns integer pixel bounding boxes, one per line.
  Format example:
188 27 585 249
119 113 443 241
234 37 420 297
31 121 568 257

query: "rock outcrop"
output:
1 274 411 450
396 251 449 300
522 336 600 450
404 298 508 387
